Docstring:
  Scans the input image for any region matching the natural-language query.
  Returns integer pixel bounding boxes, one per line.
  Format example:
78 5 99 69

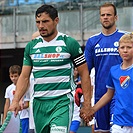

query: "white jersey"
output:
5 84 16 104
5 83 30 120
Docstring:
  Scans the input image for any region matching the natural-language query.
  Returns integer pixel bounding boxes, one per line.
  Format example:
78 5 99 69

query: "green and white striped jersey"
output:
23 32 86 99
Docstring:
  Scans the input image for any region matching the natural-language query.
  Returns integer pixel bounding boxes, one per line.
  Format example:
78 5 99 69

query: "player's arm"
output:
77 63 91 112
68 38 91 112
9 66 32 115
86 88 114 122
22 90 30 109
19 84 30 110
13 66 31 102
3 98 10 123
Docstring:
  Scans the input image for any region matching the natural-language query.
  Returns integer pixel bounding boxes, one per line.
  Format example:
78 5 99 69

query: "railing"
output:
0 0 133 49
0 0 133 14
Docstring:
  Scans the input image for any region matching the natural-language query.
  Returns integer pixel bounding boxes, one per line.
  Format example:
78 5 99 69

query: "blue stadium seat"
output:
19 0 42 5
8 0 18 6
8 0 65 6
45 0 65 3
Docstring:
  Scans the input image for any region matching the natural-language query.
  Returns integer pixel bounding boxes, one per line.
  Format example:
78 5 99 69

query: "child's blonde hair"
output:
119 33 133 45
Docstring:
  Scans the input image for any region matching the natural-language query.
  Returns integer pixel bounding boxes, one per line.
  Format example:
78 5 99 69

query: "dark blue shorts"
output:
20 118 29 133
70 120 80 132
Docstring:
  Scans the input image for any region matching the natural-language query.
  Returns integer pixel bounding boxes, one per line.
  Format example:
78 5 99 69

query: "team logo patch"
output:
78 48 83 54
50 124 67 133
35 49 41 53
12 90 15 95
56 46 62 53
119 76 130 89
114 41 119 47
95 44 100 48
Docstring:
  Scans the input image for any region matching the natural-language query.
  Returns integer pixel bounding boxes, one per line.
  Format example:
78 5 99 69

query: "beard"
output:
102 21 115 29
40 29 55 38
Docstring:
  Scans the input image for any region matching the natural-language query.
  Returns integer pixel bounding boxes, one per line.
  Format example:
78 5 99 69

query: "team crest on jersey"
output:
119 76 130 89
56 46 62 53
79 48 82 54
114 42 119 47
12 90 15 95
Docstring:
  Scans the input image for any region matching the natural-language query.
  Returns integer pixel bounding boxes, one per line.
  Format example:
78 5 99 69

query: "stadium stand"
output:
0 1 133 129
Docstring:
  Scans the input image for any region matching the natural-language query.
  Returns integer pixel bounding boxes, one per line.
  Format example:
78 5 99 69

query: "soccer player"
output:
82 2 127 133
9 4 91 133
86 33 133 133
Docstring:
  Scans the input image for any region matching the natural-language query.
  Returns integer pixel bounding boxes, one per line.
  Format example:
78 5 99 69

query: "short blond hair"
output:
119 33 133 45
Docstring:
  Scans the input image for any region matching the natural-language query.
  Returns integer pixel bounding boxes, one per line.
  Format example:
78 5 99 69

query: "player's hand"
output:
80 106 95 123
75 87 83 107
86 108 95 122
9 100 20 117
79 102 91 122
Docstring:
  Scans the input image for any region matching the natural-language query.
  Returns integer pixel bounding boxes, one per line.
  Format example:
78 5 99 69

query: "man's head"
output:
9 65 21 85
99 3 117 30
35 5 59 41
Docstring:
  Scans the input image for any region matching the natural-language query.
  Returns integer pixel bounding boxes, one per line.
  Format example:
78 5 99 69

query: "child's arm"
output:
85 88 114 122
19 83 30 110
93 88 114 112
2 98 10 123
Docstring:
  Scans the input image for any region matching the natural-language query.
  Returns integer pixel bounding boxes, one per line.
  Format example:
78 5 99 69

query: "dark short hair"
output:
35 4 58 20
99 3 117 16
9 65 21 75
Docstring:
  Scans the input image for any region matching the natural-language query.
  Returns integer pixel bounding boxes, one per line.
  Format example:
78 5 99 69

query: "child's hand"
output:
19 99 24 110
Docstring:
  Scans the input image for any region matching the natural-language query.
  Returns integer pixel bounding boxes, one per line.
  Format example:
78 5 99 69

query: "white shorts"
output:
29 99 35 130
112 124 133 133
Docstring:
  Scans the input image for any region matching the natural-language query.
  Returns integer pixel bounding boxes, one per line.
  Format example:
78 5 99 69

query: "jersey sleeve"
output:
84 39 94 73
65 36 86 67
5 88 9 99
23 42 33 66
